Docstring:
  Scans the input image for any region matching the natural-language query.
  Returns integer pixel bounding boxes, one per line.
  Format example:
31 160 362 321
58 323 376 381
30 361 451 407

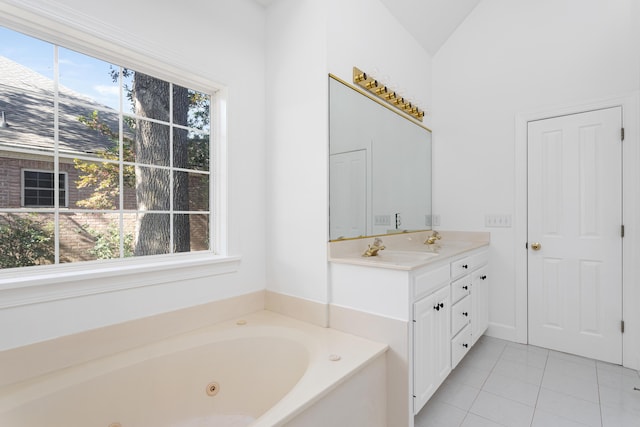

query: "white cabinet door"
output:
471 265 489 345
433 285 452 385
413 292 436 413
413 284 451 414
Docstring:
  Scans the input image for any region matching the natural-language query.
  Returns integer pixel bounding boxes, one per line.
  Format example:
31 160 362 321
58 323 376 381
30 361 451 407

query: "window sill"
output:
0 253 241 309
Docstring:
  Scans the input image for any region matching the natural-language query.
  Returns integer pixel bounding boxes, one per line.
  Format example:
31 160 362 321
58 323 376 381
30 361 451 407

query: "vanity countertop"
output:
328 231 490 271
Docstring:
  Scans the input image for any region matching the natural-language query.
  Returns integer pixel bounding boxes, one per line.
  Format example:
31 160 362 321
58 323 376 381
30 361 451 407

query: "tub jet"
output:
206 381 220 396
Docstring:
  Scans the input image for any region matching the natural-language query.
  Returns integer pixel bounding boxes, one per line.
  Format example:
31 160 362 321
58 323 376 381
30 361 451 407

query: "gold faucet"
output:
425 230 441 245
362 238 386 257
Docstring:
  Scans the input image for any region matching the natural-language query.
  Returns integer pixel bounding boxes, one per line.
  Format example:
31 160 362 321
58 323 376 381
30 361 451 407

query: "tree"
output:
132 73 190 255
75 70 210 257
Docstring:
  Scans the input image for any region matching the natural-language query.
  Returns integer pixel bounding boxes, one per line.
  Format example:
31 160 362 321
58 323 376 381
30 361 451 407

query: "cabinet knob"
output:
462 264 469 269
462 285 468 290
481 275 487 280
462 343 469 348
463 312 469 317
434 305 440 311
439 302 444 308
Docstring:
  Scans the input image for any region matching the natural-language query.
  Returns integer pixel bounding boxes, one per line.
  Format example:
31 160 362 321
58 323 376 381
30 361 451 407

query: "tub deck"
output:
0 310 388 427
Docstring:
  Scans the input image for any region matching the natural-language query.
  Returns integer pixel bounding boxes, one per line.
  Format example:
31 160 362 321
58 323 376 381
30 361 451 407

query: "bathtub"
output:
0 311 388 427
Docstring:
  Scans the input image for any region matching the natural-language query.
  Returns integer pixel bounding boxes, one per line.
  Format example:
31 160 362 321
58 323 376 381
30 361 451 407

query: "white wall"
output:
0 0 267 350
265 0 329 305
326 0 432 118
0 0 433 349
432 0 640 366
265 0 432 307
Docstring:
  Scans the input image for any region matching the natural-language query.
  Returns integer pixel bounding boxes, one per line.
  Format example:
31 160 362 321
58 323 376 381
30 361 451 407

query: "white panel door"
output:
528 107 622 364
329 150 367 239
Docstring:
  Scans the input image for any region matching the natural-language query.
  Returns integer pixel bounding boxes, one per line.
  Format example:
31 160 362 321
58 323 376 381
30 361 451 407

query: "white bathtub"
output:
0 311 388 427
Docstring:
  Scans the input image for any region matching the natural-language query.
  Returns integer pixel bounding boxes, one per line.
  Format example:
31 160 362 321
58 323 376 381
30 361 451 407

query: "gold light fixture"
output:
352 66 425 121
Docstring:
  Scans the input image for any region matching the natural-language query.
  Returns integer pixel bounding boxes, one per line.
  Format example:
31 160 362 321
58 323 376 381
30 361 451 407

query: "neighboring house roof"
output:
0 55 120 157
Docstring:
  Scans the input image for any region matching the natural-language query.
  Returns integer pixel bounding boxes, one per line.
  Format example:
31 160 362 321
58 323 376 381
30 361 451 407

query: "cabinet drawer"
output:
414 264 450 299
451 296 471 336
451 275 471 303
451 249 489 279
451 257 472 279
451 324 472 369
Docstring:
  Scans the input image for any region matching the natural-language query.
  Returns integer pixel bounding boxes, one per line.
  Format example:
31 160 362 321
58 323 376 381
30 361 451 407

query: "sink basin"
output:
437 241 474 249
361 250 438 264
377 250 438 262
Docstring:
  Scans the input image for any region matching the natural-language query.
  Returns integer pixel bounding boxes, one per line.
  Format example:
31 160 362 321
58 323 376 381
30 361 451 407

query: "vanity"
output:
327 71 489 425
328 230 489 419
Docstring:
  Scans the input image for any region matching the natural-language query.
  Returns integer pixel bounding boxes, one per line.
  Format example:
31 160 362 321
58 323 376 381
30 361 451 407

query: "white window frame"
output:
21 169 69 208
0 3 235 309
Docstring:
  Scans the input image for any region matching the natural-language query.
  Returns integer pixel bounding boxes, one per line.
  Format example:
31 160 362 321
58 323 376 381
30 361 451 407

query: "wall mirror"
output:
329 75 432 241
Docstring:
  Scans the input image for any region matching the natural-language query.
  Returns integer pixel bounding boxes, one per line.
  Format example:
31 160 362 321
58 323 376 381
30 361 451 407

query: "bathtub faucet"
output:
362 238 385 257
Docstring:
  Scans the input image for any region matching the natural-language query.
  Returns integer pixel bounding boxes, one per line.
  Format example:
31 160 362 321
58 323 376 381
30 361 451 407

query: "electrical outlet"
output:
374 215 390 226
485 214 512 228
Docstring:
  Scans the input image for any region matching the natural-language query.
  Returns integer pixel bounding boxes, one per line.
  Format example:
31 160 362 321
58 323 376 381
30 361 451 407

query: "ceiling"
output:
377 0 482 56
254 0 482 56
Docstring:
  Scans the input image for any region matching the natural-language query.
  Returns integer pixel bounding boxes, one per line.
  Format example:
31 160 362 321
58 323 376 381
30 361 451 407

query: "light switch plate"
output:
485 214 512 228
374 215 390 226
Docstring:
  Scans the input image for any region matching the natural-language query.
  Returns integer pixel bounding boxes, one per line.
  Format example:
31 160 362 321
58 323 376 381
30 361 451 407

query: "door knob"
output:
531 242 541 251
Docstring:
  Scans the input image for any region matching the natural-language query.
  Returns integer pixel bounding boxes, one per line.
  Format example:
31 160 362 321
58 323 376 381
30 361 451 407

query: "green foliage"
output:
74 111 135 209
0 214 54 268
187 135 210 171
83 223 134 260
187 90 210 131
184 90 211 172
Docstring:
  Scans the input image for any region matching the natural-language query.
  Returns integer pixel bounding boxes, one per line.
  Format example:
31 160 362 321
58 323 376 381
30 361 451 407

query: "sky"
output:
0 24 210 133
0 25 124 110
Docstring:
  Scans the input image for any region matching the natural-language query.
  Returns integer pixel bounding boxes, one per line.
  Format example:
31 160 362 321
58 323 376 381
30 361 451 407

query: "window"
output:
0 25 215 269
22 170 68 207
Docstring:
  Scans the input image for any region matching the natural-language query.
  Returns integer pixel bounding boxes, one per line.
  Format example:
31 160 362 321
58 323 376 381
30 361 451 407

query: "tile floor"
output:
414 336 640 427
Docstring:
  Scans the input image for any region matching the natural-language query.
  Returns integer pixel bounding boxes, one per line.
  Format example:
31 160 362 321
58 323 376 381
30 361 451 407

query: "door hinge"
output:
621 127 625 141
525 242 528 249
621 225 625 238
621 320 625 333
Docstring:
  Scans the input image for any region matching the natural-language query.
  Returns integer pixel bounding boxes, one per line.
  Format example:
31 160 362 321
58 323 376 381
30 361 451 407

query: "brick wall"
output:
0 156 137 209
0 156 209 211
0 155 211 263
